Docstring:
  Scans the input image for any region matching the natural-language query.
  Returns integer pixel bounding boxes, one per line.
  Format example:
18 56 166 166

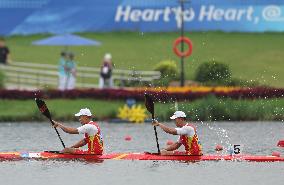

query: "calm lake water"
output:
1 121 284 185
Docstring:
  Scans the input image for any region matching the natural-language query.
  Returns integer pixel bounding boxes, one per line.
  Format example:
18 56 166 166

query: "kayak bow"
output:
1 151 284 162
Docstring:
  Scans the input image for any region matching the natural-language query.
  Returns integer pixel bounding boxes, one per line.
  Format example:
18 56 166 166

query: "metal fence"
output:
0 62 161 90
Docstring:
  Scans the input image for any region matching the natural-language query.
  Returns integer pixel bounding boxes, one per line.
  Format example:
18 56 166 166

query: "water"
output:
1 121 284 185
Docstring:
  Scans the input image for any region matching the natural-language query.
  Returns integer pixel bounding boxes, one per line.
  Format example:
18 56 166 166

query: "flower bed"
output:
0 86 283 101
130 86 242 93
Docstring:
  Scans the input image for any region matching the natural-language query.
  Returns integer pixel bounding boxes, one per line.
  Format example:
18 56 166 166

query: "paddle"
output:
144 94 160 154
35 98 66 148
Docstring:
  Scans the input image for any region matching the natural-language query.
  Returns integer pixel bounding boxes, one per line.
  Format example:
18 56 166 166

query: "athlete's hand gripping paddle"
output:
35 98 65 148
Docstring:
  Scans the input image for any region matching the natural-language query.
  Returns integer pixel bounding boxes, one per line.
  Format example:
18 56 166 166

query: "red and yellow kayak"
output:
0 151 284 162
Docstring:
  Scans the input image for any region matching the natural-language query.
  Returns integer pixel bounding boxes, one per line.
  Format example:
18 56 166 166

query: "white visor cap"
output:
170 111 186 120
104 53 112 61
75 108 92 117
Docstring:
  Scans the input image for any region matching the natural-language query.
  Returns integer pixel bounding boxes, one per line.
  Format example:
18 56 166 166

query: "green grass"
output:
0 98 283 122
6 32 284 87
0 99 124 121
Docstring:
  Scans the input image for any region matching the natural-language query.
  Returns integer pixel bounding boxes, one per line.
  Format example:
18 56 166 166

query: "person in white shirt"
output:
53 108 104 154
153 111 202 155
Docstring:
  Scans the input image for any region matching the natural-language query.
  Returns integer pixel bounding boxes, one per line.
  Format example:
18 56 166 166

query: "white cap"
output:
75 108 92 117
104 53 112 61
170 111 186 120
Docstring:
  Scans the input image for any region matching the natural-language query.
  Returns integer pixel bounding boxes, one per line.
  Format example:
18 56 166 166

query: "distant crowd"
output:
58 52 114 90
0 37 115 90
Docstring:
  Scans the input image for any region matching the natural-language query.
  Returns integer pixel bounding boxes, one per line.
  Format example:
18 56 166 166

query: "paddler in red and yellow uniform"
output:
53 108 103 154
153 111 202 156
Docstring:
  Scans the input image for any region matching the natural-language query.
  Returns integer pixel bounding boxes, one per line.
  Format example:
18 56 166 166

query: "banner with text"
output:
0 0 284 35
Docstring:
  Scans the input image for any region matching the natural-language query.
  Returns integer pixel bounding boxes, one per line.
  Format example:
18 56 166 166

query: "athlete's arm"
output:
153 121 178 135
71 138 87 148
53 120 79 134
164 142 182 151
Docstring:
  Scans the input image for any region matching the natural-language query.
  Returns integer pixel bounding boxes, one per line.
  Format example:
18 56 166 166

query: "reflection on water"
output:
0 121 284 185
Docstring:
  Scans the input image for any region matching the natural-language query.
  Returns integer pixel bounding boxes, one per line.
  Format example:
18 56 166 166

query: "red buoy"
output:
272 151 281 157
166 140 174 145
277 140 284 147
215 144 223 151
124 135 132 141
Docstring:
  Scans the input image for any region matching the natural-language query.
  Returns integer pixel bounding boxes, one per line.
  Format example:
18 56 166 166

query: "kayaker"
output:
53 108 103 155
152 111 202 156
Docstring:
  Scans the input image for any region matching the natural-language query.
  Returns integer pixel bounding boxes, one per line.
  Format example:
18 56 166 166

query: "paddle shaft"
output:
152 115 161 154
144 94 160 154
49 118 66 148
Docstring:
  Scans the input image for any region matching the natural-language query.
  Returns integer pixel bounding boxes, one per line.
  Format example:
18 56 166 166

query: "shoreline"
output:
0 97 283 122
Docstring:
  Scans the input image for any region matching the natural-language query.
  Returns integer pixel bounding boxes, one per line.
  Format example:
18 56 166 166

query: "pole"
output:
180 0 185 87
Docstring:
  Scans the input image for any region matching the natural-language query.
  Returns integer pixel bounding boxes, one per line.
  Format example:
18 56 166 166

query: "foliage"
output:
195 61 231 84
194 61 261 87
0 87 283 101
153 60 178 86
155 96 284 121
154 60 178 78
1 98 283 122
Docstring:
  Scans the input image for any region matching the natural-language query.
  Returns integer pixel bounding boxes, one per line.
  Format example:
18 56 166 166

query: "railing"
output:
0 61 161 90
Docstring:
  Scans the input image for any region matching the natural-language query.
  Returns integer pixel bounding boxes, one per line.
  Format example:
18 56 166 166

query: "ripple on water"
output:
1 121 284 185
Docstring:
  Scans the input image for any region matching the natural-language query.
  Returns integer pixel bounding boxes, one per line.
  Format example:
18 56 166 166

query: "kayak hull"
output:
1 151 284 162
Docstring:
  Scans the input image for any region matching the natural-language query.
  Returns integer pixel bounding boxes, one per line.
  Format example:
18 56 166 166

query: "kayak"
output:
1 151 284 162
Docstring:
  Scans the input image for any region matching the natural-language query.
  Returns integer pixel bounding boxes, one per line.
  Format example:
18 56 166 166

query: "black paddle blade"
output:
145 94 154 119
35 98 51 119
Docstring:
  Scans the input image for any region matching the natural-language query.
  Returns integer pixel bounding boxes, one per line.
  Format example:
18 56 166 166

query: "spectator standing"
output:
58 51 68 90
65 52 77 90
99 53 113 88
0 37 10 65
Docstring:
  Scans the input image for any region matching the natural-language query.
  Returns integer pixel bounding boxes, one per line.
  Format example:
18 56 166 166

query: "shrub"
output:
195 61 231 83
154 60 178 86
186 95 230 121
0 71 5 89
154 60 178 78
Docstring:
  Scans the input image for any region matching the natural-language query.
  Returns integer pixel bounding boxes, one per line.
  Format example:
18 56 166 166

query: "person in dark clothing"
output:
0 38 10 65
99 53 113 88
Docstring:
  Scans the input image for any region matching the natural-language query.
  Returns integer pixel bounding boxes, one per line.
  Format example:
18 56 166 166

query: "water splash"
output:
200 121 232 155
